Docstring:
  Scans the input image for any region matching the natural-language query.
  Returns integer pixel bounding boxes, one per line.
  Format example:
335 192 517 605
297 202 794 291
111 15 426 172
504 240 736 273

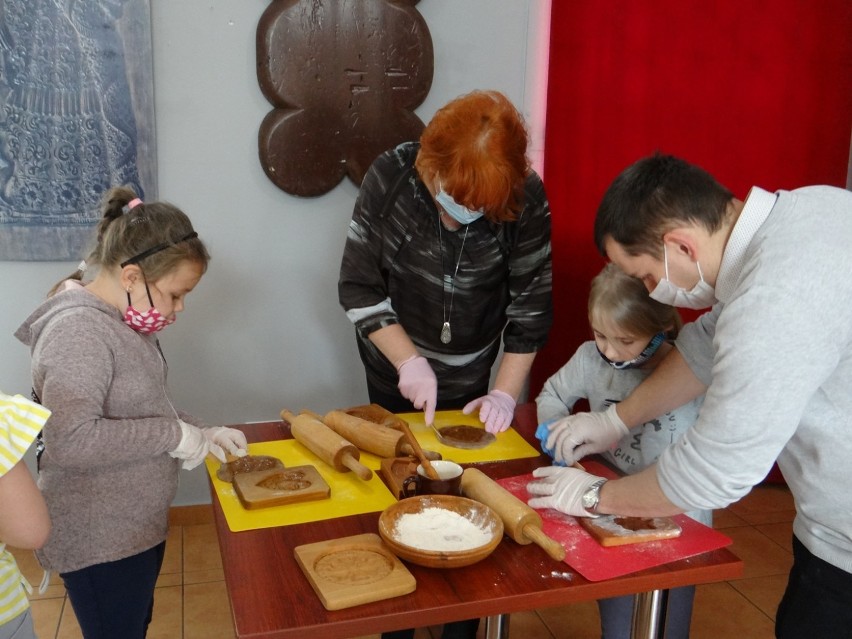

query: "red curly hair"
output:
415 90 530 222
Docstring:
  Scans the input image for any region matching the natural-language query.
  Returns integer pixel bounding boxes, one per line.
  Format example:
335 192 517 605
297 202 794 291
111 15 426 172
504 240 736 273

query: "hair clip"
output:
122 198 143 214
129 216 148 226
76 260 87 274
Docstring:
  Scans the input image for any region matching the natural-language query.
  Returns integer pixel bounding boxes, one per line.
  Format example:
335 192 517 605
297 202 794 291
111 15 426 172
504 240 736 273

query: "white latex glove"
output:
204 426 248 457
463 389 516 433
169 420 225 470
545 404 628 466
397 355 437 425
526 466 605 517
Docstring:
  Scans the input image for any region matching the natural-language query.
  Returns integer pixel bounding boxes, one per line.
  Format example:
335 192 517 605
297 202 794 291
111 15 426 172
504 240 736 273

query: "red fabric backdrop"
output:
533 0 852 396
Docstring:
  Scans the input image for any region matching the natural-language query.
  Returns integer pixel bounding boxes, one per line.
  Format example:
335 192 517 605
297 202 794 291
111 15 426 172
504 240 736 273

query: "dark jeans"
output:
775 535 852 638
61 541 166 639
370 382 485 639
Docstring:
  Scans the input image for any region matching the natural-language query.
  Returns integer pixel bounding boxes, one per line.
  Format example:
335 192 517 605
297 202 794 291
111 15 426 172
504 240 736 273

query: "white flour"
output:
393 507 492 551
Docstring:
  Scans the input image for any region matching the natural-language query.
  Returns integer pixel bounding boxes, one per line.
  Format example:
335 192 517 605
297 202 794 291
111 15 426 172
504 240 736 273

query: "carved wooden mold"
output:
257 0 433 197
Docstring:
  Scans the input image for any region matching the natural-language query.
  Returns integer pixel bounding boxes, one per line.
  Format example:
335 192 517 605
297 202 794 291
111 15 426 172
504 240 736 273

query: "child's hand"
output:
545 405 628 465
170 421 225 469
204 426 248 457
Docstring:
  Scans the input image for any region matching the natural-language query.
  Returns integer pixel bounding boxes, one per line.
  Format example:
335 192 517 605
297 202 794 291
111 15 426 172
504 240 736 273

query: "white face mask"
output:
435 186 484 225
649 245 717 309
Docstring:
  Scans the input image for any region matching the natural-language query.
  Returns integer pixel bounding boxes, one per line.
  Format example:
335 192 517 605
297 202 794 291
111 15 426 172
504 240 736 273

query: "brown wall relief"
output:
257 0 433 197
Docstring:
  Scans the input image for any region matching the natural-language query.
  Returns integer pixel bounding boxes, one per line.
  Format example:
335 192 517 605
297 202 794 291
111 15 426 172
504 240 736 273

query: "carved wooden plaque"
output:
257 0 433 197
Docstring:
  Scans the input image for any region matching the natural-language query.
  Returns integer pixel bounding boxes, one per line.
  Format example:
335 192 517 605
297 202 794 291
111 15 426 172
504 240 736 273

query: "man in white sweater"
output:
527 153 852 639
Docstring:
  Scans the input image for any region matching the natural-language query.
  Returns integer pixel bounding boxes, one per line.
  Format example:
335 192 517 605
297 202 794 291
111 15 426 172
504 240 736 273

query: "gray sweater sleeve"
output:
536 345 592 423
658 200 852 512
675 305 720 386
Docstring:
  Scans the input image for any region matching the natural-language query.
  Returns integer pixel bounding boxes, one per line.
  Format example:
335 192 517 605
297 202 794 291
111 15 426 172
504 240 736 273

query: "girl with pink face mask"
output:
15 186 247 638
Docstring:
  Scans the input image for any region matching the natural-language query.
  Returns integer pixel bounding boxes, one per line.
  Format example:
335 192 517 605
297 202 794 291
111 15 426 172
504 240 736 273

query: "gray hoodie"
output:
659 186 852 574
15 287 193 573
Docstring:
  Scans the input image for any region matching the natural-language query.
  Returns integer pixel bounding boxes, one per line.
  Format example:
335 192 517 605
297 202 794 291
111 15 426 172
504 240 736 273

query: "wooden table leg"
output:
484 614 510 639
630 589 669 639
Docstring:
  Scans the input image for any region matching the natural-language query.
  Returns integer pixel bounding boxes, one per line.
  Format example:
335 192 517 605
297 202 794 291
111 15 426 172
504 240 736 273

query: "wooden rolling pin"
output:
281 409 373 481
461 468 566 561
321 410 441 460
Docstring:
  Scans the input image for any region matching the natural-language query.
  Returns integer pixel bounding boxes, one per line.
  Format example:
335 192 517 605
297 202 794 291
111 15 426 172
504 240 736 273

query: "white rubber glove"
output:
545 404 628 466
169 420 225 470
463 389 516 433
204 426 248 457
396 355 437 425
526 466 606 517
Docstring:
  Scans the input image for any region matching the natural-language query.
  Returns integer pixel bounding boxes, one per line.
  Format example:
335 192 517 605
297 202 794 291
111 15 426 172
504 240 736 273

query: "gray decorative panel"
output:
0 0 156 261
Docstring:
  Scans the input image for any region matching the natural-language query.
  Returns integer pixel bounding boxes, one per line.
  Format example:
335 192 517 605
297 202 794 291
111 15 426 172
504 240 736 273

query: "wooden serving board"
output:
294 533 416 610
579 515 682 547
233 465 330 509
205 441 396 532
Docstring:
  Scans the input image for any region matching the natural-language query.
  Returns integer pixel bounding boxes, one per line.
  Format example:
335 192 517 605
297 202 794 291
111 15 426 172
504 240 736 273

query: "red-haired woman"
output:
339 90 553 443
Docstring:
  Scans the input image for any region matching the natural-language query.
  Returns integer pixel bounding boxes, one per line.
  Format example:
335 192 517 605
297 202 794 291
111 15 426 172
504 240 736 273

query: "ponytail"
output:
46 185 208 296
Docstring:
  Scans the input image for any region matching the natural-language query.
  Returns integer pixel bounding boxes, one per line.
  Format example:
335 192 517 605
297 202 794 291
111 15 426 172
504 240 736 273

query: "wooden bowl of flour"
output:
378 495 504 568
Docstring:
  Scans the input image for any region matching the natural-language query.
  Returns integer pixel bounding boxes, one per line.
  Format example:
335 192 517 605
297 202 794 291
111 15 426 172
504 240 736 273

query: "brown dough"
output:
216 455 284 482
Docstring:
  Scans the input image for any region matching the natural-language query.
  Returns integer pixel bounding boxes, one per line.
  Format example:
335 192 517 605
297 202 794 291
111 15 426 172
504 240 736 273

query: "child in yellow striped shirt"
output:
0 392 51 639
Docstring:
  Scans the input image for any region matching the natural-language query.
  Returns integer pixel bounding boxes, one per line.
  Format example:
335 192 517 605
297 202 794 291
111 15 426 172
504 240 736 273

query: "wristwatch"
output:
581 478 607 515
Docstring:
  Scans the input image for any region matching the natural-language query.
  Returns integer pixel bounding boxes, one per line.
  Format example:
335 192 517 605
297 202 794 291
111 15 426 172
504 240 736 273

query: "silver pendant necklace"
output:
437 214 469 344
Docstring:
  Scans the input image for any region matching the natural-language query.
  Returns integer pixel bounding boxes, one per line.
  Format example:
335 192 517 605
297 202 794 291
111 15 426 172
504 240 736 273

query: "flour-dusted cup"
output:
401 460 463 497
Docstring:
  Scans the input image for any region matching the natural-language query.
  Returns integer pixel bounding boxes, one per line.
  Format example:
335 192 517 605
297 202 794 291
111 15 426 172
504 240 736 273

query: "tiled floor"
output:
11 483 794 638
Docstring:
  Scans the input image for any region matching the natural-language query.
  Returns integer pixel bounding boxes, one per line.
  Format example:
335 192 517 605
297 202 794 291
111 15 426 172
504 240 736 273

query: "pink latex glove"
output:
526 466 605 517
463 389 516 433
397 356 437 425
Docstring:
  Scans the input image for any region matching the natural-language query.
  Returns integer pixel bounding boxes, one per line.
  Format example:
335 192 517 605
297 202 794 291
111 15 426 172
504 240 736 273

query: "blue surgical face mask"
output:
435 187 484 225
597 332 666 370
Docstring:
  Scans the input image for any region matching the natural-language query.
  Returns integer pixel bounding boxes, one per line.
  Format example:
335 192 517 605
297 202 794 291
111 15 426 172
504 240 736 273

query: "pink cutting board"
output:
497 462 733 582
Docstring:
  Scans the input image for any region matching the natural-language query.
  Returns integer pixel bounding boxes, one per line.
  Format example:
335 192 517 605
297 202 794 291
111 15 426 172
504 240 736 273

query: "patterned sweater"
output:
338 142 553 400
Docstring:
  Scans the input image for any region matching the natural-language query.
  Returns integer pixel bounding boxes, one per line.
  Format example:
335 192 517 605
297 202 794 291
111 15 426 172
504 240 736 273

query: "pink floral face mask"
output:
123 282 174 334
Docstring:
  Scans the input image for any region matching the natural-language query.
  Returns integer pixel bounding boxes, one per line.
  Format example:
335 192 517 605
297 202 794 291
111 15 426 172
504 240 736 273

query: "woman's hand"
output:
397 356 437 425
463 390 516 433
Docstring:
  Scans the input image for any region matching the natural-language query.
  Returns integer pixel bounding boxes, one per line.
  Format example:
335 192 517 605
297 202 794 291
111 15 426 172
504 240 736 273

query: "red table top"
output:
211 404 742 639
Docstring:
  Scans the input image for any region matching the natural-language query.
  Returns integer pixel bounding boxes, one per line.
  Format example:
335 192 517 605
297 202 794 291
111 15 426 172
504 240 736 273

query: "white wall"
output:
0 0 550 505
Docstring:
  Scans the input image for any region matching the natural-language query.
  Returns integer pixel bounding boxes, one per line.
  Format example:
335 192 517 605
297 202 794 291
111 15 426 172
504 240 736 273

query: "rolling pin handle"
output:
342 453 374 481
522 524 566 562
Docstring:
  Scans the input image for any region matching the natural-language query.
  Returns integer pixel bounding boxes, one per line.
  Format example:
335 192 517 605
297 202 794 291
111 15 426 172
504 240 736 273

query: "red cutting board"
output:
497 462 733 582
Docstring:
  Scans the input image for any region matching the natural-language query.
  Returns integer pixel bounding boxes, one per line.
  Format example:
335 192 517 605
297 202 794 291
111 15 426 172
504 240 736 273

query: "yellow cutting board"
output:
206 440 396 532
357 409 540 467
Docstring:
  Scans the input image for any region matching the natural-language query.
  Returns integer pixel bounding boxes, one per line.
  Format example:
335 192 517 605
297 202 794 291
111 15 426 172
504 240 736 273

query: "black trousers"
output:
775 535 852 638
61 541 166 639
